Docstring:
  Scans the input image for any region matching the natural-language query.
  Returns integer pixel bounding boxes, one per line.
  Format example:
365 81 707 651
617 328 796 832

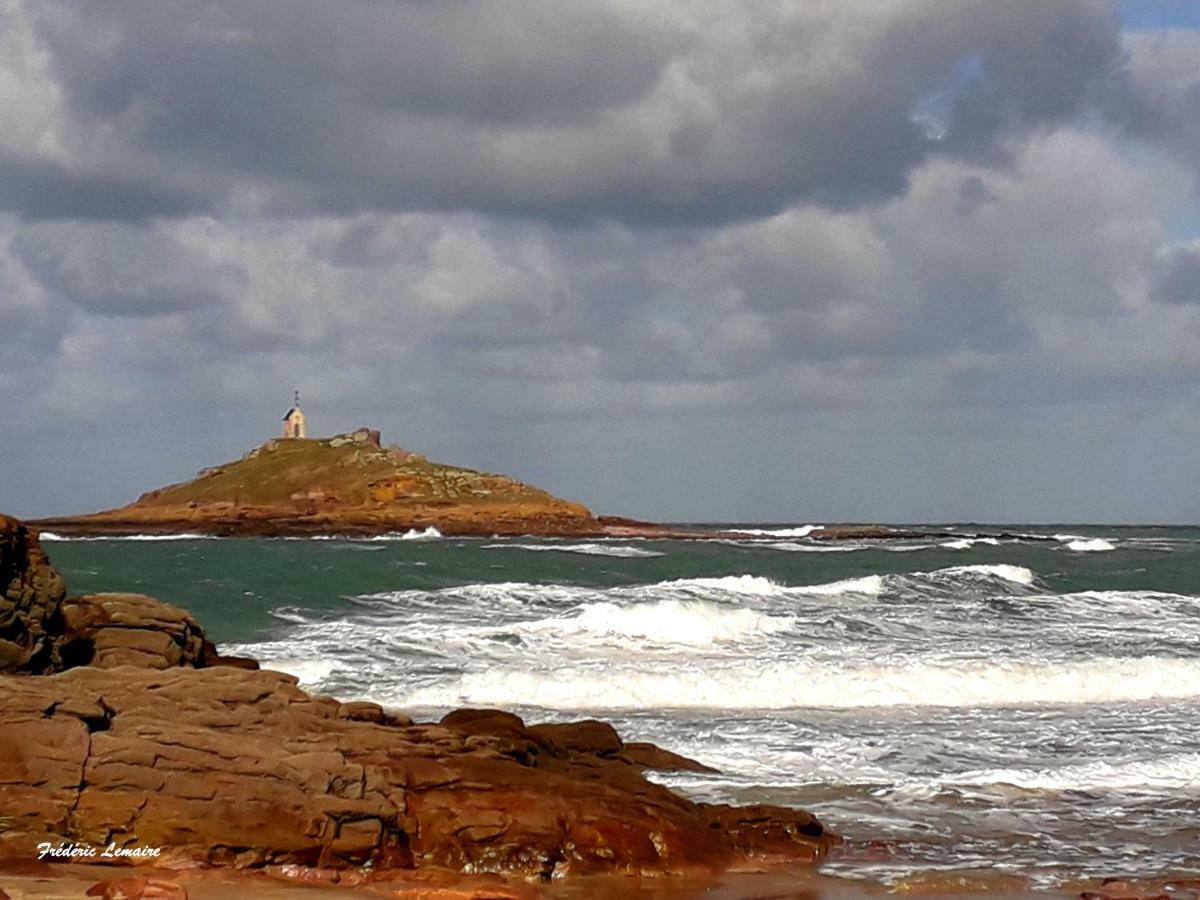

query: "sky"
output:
3 1 1200 525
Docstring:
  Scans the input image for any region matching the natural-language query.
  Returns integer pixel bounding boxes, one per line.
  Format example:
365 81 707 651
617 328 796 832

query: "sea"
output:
41 524 1200 891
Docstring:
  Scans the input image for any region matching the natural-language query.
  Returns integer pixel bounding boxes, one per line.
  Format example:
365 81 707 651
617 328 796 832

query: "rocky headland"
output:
0 511 838 896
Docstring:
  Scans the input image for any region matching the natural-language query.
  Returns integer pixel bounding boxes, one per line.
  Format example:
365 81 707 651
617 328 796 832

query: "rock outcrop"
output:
0 669 834 878
0 513 68 673
0 513 255 675
0 514 838 884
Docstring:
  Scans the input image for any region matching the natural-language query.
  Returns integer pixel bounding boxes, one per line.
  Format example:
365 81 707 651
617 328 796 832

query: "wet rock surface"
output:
0 666 835 877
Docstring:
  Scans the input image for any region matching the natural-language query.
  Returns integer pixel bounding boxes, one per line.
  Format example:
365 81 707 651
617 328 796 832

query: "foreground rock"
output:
1 513 254 675
0 666 835 878
0 513 67 672
0 513 837 883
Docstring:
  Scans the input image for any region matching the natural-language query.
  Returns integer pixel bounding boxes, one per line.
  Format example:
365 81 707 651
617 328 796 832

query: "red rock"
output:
526 719 622 756
620 741 718 773
86 876 188 899
440 708 527 736
0 665 835 878
1081 881 1171 900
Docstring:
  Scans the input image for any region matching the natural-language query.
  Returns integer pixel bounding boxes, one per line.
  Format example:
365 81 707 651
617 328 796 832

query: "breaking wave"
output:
932 564 1035 585
36 532 213 542
941 537 1002 550
482 542 664 558
942 752 1200 795
726 525 822 537
1065 538 1116 552
394 657 1200 711
548 598 793 646
370 527 443 541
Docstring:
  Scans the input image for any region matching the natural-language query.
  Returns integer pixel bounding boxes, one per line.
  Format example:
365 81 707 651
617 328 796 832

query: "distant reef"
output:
33 429 603 538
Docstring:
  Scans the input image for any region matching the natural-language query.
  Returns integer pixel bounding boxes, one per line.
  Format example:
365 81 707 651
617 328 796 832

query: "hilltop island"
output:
35 428 607 538
36 427 910 541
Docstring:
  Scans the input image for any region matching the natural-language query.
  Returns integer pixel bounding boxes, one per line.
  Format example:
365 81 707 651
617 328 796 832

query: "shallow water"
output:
43 524 1200 889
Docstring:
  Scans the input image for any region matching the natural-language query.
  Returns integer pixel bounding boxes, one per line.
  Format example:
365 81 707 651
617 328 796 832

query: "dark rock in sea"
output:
0 513 68 673
621 741 720 773
0 512 838 882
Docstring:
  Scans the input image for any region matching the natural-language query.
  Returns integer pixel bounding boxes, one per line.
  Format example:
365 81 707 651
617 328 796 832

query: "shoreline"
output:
29 515 972 543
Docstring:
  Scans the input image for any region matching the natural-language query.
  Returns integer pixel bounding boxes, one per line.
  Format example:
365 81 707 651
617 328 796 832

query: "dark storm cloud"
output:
10 0 1127 224
11 223 236 316
0 159 202 221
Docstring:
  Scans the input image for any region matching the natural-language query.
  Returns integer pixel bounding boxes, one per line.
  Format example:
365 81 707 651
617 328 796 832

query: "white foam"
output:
262 658 337 685
547 599 794 647
37 532 213 542
658 574 788 596
654 573 882 598
945 752 1200 794
760 541 863 553
483 542 664 558
727 525 822 538
397 657 1200 711
940 537 1002 550
935 564 1036 585
794 575 885 596
1066 538 1116 552
366 527 443 542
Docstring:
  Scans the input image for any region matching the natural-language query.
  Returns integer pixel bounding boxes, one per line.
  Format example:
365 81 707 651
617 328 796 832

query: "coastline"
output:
0 512 841 896
10 515 1198 898
29 512 947 542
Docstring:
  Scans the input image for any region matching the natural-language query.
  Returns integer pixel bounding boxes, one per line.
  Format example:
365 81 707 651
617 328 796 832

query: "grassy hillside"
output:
134 431 560 511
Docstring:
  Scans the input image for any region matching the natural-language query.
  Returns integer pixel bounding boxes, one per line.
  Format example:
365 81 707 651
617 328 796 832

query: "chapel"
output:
282 391 306 439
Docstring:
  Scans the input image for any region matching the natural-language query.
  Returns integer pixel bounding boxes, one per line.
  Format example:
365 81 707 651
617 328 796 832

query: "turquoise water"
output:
42 525 1200 888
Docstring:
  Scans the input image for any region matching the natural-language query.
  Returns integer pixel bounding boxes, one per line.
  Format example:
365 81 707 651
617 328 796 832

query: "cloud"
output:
11 221 234 316
1151 244 1200 304
0 0 1126 225
2 1 1200 524
1120 29 1200 178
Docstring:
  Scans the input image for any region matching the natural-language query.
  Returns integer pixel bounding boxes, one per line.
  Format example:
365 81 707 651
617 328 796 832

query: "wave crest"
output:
483 542 664 558
397 657 1200 711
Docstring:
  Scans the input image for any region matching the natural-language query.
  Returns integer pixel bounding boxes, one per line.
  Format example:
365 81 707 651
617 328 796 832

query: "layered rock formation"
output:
0 668 832 878
0 512 838 886
33 429 600 538
0 513 67 672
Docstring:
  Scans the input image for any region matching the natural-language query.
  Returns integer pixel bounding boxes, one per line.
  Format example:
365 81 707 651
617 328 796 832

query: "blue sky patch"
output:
1118 0 1200 31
